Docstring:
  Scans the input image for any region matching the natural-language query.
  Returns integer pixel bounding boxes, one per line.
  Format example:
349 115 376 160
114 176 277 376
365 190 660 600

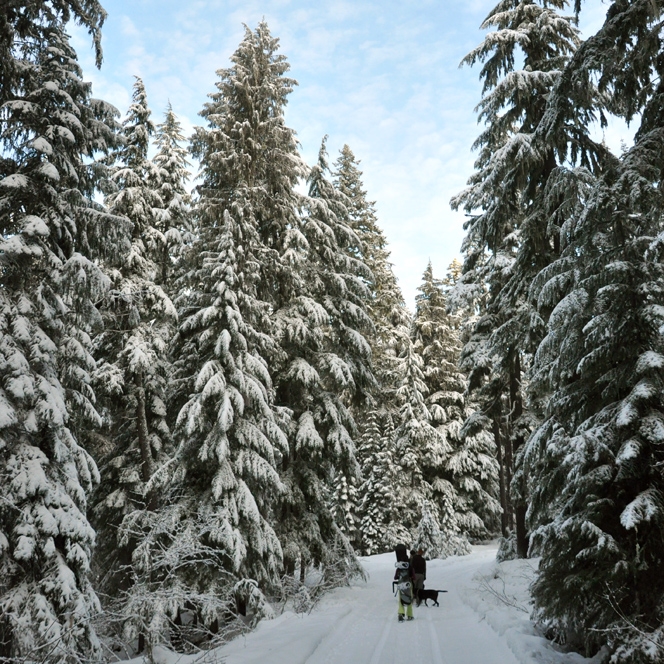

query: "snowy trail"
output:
207 543 522 664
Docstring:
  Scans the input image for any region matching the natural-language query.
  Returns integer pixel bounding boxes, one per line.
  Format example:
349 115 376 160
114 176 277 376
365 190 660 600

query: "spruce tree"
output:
91 78 176 593
276 137 373 574
521 1 664 659
333 146 409 411
452 0 587 555
391 329 452 539
184 22 314 589
0 10 118 661
330 471 360 548
413 262 500 539
151 103 193 286
150 22 295 619
414 500 442 558
158 198 286 637
333 146 408 553
357 411 396 554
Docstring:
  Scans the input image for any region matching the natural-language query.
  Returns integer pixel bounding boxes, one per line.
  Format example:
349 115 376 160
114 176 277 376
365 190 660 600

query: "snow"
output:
22 215 49 236
31 136 53 155
620 489 660 530
462 553 608 664
122 543 602 664
0 173 29 188
38 162 60 181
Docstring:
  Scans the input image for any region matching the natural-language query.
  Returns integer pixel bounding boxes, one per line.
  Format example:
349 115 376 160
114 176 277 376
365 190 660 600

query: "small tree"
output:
331 471 360 549
357 411 396 554
414 501 442 558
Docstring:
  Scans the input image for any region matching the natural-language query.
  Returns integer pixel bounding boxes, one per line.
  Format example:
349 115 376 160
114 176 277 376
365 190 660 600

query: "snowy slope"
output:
127 543 605 664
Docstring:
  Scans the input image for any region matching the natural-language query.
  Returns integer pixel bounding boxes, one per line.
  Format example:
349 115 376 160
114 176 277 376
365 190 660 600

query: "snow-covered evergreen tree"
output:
413 500 442 558
521 1 664 659
184 23 316 591
0 10 118 661
91 78 176 593
160 197 286 633
148 23 296 622
357 411 396 554
333 146 408 411
414 262 500 539
276 137 373 574
332 146 408 553
330 471 360 548
389 326 471 559
391 330 450 537
451 0 587 554
151 103 193 286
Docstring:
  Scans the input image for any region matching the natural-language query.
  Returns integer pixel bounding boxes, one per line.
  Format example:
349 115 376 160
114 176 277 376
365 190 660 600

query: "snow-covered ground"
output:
128 542 608 664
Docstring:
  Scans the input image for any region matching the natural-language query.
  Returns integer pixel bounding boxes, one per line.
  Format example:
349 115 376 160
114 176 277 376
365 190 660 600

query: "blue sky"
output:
72 0 619 307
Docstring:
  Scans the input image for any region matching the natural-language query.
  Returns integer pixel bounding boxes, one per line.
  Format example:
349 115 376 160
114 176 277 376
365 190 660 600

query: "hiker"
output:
412 548 426 604
394 544 415 622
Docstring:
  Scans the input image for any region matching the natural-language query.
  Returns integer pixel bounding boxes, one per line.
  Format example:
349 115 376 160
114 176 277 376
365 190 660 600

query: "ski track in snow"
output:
198 543 523 664
127 543 603 664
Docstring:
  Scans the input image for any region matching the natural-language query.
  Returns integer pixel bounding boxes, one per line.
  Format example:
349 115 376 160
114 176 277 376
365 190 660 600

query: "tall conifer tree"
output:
0 7 118 660
172 20 293 593
92 78 176 592
521 1 664 659
333 146 408 409
333 146 407 553
413 262 500 539
452 0 586 555
276 137 373 572
151 103 192 287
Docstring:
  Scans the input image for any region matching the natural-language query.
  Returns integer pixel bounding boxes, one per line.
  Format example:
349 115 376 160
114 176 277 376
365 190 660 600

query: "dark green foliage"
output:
414 263 500 539
91 79 176 596
452 0 590 554
0 10 118 661
511 1 664 661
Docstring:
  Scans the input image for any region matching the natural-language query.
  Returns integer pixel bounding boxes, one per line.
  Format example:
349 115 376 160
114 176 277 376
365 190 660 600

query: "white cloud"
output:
74 0 628 307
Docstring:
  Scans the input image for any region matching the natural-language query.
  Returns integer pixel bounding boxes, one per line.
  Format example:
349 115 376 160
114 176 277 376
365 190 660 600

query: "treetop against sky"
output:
71 0 622 306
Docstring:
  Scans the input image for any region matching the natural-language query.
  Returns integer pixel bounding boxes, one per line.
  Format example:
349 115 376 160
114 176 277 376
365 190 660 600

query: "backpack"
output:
394 561 413 605
395 543 408 563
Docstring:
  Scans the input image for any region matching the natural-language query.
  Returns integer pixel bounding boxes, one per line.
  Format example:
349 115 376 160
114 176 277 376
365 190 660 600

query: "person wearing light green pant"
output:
398 583 414 621
394 559 415 622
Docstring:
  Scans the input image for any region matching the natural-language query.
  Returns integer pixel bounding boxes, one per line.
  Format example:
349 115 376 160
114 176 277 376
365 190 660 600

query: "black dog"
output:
417 588 445 607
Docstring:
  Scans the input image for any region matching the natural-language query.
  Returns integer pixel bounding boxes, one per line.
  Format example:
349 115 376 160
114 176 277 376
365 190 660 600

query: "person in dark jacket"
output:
412 549 426 604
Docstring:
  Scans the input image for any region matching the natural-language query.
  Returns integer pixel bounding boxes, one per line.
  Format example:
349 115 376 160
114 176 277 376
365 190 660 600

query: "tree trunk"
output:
515 504 528 558
503 415 514 532
493 413 508 538
135 373 156 511
509 351 529 558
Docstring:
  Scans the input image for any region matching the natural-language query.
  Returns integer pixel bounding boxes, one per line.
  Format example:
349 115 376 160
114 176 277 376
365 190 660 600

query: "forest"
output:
1 1 663 663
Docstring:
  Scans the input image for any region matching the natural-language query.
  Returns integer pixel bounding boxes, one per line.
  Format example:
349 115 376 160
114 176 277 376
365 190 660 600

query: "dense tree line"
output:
0 4 497 661
6 1 664 662
457 0 664 661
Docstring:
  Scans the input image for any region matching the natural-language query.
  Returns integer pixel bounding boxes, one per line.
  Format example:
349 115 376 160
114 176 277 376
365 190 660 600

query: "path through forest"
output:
208 543 523 664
